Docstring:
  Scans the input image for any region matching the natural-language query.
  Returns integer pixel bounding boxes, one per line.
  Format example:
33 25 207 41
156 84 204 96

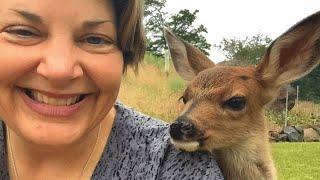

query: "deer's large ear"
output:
257 11 320 89
164 27 215 81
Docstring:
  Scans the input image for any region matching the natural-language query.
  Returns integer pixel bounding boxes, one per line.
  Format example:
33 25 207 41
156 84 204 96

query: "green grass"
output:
168 77 185 92
144 53 167 69
273 142 320 180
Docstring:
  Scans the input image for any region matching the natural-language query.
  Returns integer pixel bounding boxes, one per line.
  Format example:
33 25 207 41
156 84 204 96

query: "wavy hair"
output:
112 0 146 71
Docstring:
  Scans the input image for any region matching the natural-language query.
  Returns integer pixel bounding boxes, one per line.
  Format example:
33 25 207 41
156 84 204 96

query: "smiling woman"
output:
0 0 223 179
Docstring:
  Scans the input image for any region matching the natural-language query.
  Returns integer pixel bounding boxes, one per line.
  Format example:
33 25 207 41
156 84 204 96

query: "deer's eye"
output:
225 97 246 111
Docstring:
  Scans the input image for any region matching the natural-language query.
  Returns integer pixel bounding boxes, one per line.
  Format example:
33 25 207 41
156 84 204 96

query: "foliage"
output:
166 9 211 56
169 78 185 93
144 53 166 69
144 0 211 56
216 34 272 65
144 0 167 56
293 65 320 103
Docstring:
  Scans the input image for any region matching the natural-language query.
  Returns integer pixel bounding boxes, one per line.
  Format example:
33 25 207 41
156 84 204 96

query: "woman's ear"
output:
257 11 320 89
163 27 215 81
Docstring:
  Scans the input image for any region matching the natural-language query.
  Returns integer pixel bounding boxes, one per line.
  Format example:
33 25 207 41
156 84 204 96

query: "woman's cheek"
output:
84 50 124 91
0 44 41 83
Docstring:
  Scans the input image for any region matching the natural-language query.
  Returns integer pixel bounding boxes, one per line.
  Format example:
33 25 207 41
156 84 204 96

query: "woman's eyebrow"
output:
82 20 115 29
8 9 114 29
9 9 43 24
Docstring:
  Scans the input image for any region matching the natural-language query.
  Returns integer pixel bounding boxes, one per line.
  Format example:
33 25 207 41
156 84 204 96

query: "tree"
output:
144 0 168 56
216 34 272 65
167 10 211 56
293 65 320 103
144 1 211 56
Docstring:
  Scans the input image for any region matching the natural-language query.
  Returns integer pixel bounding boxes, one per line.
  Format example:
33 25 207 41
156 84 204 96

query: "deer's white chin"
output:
170 138 200 152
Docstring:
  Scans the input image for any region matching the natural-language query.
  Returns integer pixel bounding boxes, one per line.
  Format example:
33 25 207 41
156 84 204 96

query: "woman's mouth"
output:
19 88 89 117
24 88 86 106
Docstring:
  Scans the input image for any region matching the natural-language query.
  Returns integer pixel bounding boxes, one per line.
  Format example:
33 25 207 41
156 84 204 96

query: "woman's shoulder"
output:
157 145 224 180
113 101 170 145
114 101 169 130
0 121 9 179
96 102 224 179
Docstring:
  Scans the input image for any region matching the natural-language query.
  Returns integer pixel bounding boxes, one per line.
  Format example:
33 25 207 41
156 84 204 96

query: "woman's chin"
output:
16 122 86 149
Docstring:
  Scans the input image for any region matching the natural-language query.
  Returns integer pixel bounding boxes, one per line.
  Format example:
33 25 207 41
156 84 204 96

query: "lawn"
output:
273 142 320 180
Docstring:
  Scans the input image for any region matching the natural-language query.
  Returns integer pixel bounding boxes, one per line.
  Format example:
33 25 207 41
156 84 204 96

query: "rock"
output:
283 126 303 142
303 128 320 142
268 122 282 142
277 133 288 142
294 126 304 135
313 127 320 135
269 131 279 142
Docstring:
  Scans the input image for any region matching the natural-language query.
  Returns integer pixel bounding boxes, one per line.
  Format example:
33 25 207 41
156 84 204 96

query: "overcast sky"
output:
164 0 319 63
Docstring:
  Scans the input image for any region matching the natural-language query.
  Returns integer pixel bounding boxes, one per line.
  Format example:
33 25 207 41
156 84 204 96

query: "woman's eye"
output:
2 25 42 45
5 26 38 38
10 29 34 37
83 35 113 45
78 34 116 53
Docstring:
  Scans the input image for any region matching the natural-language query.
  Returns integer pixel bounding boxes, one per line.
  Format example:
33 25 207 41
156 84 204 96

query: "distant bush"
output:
215 34 272 66
267 101 320 126
144 53 165 69
169 78 185 93
293 65 320 103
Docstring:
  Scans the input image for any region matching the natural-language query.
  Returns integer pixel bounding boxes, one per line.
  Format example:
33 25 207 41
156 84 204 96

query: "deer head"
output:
164 11 320 152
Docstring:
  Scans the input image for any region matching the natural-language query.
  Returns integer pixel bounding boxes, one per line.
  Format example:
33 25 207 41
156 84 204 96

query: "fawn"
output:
164 11 320 180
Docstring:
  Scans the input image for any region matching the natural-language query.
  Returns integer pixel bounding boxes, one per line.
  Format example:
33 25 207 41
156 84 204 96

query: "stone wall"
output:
269 124 320 142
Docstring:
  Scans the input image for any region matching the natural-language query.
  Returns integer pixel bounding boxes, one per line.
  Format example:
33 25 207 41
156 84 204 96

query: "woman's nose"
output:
36 37 83 85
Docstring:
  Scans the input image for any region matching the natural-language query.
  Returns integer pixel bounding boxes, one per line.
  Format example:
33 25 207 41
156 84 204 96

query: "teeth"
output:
36 92 43 102
66 98 73 106
72 96 78 104
29 89 82 106
43 95 49 104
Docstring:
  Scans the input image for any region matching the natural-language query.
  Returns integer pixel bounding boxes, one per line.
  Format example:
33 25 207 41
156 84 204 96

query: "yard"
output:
272 142 320 180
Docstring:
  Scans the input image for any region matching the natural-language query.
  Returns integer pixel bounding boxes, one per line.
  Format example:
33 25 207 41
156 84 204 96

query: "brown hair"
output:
112 0 146 71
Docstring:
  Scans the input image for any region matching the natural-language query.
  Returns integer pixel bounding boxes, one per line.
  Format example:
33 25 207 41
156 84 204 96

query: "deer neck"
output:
215 133 276 180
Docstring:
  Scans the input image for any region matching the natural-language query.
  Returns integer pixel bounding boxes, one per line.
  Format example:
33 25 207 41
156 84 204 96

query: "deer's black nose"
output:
169 117 197 140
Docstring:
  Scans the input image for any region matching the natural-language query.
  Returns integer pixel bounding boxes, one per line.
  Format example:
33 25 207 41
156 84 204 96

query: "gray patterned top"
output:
0 102 223 179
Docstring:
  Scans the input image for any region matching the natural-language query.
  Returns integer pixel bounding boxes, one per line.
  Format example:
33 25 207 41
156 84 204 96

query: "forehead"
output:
0 0 114 21
193 66 257 87
187 66 262 98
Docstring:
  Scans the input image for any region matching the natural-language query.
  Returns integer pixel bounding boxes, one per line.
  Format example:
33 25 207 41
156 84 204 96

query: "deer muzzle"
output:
169 116 205 152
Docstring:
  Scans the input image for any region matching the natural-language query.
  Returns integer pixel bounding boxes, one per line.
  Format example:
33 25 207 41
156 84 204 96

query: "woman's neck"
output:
7 107 116 180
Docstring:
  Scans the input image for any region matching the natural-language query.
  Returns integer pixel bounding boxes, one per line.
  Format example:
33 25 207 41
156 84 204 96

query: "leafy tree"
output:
293 65 320 103
144 1 211 56
166 9 211 56
216 34 272 65
144 0 167 56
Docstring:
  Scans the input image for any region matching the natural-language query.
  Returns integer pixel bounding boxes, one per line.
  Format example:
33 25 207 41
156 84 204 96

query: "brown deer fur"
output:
164 11 320 180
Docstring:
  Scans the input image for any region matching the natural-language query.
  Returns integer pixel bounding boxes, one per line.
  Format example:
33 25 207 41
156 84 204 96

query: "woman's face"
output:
0 0 123 147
